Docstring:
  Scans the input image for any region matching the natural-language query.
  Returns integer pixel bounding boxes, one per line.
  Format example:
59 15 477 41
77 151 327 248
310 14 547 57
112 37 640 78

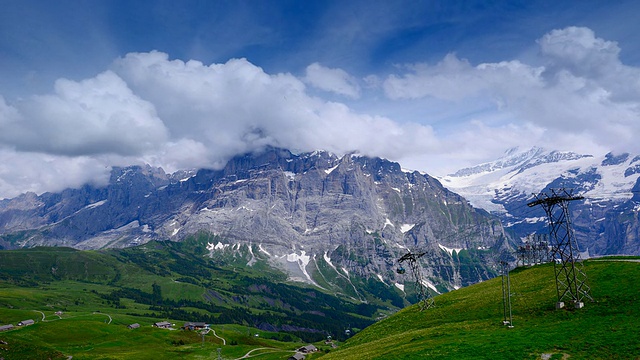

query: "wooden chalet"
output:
297 344 318 353
182 321 208 330
153 321 172 329
287 353 305 360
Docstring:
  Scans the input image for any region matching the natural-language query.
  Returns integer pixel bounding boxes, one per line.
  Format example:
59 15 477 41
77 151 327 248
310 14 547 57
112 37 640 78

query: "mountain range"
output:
2 146 638 302
0 147 509 299
440 147 640 256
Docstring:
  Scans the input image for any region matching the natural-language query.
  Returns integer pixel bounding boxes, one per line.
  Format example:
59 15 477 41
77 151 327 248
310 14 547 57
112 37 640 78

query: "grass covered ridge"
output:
318 260 640 360
0 233 397 359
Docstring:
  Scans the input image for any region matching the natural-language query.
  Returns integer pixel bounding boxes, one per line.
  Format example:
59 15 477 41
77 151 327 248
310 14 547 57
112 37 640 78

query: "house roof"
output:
288 353 305 360
298 344 318 352
0 324 14 331
184 322 207 327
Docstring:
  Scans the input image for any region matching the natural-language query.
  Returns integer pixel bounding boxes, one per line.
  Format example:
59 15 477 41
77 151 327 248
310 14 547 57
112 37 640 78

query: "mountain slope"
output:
319 259 640 359
0 147 512 299
0 235 387 342
441 147 640 256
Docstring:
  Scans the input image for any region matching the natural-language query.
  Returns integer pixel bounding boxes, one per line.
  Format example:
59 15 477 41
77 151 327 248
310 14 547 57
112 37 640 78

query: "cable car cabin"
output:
396 266 406 274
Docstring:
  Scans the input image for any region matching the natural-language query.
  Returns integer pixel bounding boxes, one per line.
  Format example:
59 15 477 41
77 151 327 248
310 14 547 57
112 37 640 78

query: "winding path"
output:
34 310 46 321
92 312 112 324
211 329 226 345
233 347 295 360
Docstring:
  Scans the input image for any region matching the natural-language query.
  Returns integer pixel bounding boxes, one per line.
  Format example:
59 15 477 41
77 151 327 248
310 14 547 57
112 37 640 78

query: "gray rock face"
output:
0 148 510 291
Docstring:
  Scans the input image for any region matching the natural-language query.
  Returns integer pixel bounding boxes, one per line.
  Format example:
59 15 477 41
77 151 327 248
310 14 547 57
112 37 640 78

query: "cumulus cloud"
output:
0 72 168 156
0 51 437 198
538 27 621 77
111 51 434 165
383 26 640 157
1 26 638 198
0 147 111 199
303 62 361 98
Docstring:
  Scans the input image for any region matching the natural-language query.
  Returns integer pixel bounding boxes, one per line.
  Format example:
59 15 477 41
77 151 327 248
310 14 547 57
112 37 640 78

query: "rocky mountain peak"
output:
0 147 510 293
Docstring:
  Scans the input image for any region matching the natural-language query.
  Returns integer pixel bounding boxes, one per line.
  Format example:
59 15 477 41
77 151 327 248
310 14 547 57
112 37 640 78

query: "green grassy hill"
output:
318 259 640 360
2 238 638 359
0 233 399 359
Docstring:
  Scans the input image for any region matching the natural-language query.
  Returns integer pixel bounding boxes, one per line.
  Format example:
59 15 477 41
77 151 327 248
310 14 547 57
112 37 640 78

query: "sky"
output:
1 0 640 199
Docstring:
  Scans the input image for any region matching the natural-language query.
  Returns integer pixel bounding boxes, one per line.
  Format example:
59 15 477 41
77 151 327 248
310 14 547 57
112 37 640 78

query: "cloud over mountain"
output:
0 51 438 198
0 26 638 199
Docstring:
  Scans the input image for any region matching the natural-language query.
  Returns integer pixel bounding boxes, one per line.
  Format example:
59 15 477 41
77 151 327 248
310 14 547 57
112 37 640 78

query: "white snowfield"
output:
439 147 640 213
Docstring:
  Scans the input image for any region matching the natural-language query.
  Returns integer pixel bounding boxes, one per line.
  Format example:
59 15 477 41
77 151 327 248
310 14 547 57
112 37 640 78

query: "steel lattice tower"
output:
500 261 514 327
398 251 435 310
527 189 593 308
516 234 550 266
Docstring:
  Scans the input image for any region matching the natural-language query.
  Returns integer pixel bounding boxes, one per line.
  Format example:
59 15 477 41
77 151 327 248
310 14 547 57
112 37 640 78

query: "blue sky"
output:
3 1 639 94
1 0 639 198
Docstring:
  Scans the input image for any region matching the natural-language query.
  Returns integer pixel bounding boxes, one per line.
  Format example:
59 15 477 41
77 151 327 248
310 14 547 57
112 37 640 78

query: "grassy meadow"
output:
1 238 638 359
0 238 369 359
317 259 640 360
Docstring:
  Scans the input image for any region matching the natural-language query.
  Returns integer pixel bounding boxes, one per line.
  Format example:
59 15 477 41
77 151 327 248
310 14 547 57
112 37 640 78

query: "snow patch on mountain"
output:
323 251 336 270
325 164 339 174
280 251 319 285
258 244 271 256
400 224 415 233
86 200 107 209
438 244 463 256
247 244 257 266
207 241 229 251
440 147 640 212
422 279 440 294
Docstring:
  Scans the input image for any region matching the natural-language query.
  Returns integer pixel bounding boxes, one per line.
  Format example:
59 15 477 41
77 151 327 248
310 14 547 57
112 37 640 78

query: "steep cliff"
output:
0 147 511 294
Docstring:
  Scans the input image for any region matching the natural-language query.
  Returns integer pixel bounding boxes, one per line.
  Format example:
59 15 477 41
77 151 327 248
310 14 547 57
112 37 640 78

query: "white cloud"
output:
0 71 169 156
538 26 621 77
383 27 640 159
304 62 361 98
0 147 111 199
0 51 438 198
0 26 638 199
112 51 436 164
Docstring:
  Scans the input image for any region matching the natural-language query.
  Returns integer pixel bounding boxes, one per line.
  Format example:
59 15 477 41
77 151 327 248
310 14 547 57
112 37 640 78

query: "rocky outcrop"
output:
0 147 511 291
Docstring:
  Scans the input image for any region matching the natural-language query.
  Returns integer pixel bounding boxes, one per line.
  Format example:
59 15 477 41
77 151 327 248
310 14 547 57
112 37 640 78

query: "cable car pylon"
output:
397 250 435 310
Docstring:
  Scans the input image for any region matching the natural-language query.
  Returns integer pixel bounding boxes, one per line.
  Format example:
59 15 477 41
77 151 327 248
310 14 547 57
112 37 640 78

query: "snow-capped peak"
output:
440 147 639 212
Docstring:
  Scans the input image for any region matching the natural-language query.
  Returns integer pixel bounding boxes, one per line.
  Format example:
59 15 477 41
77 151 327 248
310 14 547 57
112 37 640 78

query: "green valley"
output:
0 233 400 359
2 235 639 359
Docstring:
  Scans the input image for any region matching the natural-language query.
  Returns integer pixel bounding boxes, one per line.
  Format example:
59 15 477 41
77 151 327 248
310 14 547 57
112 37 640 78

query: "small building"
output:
153 321 172 329
127 323 140 329
0 324 14 332
288 353 305 360
297 344 318 353
17 319 35 326
55 311 63 316
182 322 207 330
